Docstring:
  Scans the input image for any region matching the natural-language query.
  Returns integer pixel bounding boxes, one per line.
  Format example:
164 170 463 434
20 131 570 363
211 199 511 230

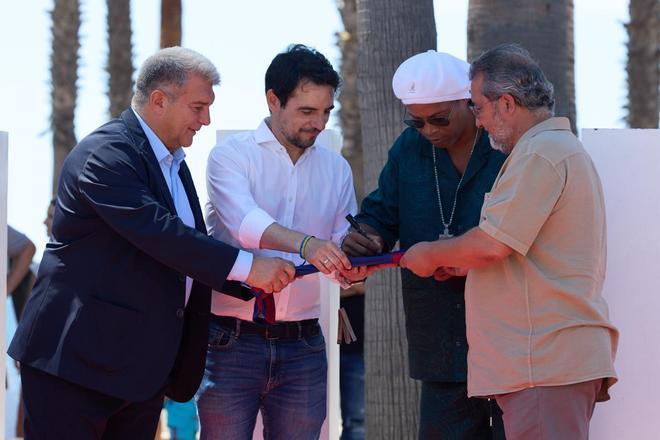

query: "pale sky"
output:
1 0 629 257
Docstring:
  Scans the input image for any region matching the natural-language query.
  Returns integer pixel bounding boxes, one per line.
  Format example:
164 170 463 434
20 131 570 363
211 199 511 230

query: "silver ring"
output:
322 258 330 264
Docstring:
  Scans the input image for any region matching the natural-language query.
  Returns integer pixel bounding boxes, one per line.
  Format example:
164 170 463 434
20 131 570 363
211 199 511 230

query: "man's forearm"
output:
7 242 36 294
429 227 513 269
259 223 307 254
400 226 513 278
259 223 352 274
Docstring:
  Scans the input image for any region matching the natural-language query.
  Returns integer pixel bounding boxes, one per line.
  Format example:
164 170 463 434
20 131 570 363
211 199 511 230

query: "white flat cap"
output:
392 50 471 105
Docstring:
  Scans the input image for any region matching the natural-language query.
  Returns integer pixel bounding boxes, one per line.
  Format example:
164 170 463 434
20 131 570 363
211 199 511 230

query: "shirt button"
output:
178 274 185 282
176 308 185 319
456 303 463 309
455 341 462 347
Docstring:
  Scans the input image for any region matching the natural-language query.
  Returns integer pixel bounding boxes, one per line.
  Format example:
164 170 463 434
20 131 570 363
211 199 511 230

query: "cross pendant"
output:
439 227 453 239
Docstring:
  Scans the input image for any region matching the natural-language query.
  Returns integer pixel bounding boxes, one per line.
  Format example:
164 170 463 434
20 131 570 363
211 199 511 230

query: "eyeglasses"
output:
403 106 453 129
467 97 498 118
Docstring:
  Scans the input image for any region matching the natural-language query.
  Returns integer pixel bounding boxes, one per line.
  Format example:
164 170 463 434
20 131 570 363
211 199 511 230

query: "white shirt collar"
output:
132 108 186 165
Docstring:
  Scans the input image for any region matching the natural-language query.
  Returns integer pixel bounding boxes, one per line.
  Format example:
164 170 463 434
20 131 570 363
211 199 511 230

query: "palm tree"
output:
626 0 659 128
337 0 364 203
106 0 134 118
356 0 436 437
50 0 80 195
160 0 182 48
467 0 577 132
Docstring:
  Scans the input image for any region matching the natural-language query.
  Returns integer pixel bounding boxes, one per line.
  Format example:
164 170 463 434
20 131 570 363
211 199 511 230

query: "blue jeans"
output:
339 352 365 440
195 319 327 440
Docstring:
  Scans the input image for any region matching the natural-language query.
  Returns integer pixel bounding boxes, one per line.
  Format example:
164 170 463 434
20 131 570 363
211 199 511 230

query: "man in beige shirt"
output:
400 44 618 440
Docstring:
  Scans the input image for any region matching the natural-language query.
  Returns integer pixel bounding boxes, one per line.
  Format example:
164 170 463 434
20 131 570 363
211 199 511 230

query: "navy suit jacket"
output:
9 109 241 402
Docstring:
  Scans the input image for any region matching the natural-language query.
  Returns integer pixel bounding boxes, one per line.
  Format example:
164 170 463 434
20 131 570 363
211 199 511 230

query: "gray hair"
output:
131 46 220 110
469 44 554 116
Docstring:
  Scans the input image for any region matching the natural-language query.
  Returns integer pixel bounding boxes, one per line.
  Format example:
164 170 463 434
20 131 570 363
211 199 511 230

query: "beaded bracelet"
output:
299 235 314 260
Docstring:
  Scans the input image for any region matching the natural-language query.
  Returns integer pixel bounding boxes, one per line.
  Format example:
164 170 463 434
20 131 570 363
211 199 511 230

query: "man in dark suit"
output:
9 47 295 439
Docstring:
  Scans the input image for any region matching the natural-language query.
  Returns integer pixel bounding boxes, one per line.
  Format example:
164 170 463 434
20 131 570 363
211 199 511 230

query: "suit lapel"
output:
178 161 206 234
120 109 177 214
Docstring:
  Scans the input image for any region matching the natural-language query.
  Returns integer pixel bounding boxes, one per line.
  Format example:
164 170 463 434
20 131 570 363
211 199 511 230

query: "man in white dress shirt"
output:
196 44 366 439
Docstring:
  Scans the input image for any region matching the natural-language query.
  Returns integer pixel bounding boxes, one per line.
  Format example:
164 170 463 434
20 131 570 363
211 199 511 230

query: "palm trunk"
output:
160 0 182 48
107 0 134 119
357 0 436 437
50 0 80 195
626 0 659 128
337 0 364 203
467 0 576 132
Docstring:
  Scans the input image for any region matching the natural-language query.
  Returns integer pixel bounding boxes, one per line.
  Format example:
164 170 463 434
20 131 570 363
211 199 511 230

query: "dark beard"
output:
285 129 320 149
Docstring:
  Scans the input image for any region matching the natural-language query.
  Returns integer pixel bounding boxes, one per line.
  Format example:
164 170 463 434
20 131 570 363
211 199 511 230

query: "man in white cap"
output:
400 44 618 439
342 50 506 438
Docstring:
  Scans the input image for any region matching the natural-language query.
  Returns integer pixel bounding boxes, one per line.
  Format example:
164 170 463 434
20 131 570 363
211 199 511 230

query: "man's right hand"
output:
303 238 352 275
245 256 296 294
341 225 384 257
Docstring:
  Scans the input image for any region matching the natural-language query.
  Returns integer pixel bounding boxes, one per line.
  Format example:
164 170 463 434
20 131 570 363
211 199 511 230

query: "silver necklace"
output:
432 128 481 239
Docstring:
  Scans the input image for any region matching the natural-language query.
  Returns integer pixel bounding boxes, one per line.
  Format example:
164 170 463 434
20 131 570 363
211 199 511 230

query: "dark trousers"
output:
419 381 506 440
21 364 164 439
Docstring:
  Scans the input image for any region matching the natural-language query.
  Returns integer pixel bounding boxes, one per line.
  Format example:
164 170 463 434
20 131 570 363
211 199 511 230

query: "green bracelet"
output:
299 235 309 259
300 235 314 260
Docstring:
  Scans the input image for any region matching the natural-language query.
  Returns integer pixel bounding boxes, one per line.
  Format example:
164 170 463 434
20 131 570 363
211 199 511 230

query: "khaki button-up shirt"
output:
466 117 618 401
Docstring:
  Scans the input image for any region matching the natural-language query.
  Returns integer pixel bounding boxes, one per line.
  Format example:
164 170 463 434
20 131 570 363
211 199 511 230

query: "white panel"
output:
216 129 342 440
0 131 9 438
317 129 342 440
583 128 660 439
319 277 341 440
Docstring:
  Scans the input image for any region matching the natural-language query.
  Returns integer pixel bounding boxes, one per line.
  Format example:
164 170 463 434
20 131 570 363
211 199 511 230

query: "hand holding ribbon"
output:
250 251 404 323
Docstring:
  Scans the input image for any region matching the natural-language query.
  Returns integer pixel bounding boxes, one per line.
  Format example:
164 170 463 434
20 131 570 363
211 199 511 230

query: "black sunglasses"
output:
403 105 454 130
403 116 451 129
403 104 454 129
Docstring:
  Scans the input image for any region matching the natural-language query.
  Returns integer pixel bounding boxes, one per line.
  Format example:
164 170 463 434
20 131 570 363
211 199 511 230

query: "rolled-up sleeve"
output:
206 142 276 250
238 208 277 249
